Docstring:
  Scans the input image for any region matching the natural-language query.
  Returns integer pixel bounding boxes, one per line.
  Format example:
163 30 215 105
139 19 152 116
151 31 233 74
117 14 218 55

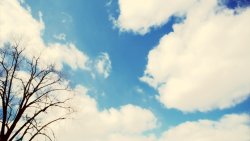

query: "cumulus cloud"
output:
115 0 197 34
50 85 158 141
5 72 157 141
3 73 250 141
43 43 88 70
2 0 250 141
0 0 89 70
159 114 250 141
46 88 250 141
139 0 250 112
95 52 112 78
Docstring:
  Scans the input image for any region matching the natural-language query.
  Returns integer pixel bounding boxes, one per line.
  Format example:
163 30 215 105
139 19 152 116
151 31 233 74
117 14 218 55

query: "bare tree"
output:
0 42 73 141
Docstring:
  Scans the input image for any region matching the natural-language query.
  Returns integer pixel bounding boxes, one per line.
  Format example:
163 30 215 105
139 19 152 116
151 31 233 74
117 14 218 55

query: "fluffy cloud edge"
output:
95 52 112 78
140 0 250 112
114 0 197 35
0 0 89 71
41 84 250 141
48 84 159 141
159 113 250 141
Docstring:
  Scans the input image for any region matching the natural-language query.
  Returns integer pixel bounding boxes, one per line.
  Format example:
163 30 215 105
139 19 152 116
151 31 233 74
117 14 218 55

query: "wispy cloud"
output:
135 86 144 94
95 52 112 78
53 33 66 41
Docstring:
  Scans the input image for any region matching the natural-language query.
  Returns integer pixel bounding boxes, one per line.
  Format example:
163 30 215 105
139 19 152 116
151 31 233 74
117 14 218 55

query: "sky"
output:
0 0 250 141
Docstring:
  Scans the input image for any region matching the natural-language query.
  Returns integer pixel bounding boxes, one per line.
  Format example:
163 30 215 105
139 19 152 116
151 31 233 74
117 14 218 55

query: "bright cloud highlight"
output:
137 0 250 112
51 85 158 141
0 0 89 70
115 0 197 34
159 114 250 141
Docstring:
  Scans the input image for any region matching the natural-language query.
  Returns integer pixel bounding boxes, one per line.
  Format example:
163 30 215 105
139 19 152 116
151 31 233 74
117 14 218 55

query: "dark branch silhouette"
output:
0 41 73 141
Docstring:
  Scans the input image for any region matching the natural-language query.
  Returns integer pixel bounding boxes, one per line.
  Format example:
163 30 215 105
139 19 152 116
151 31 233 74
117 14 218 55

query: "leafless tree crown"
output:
0 42 73 141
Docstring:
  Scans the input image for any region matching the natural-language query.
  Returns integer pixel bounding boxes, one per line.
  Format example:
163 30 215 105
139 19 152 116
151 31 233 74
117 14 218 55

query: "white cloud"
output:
50 85 158 141
115 0 197 34
43 88 250 141
10 81 157 141
159 114 250 141
95 52 112 78
3 76 250 141
53 33 66 41
1 1 154 141
140 0 250 112
0 0 89 70
2 0 250 141
43 43 88 70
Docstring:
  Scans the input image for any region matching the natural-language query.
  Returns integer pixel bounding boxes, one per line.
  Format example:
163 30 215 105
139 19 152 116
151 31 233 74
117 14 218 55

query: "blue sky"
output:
1 0 250 140
28 0 250 133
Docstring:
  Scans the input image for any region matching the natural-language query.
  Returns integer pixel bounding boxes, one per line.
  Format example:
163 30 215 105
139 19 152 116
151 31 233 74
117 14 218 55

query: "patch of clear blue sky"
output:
26 0 250 134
